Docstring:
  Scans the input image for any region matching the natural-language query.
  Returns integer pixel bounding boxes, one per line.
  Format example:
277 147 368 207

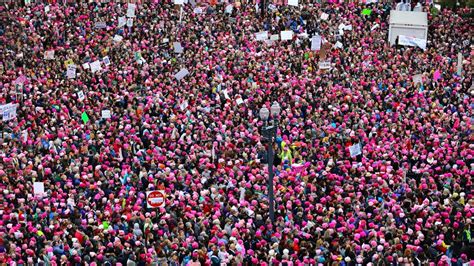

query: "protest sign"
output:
90 60 102 73
270 34 280 41
174 0 184 5
457 52 462 76
175 68 189 81
82 63 89 70
311 35 321 50
180 101 189 111
77 91 85 101
362 8 372 15
255 31 268 41
225 4 233 13
113 35 123 43
318 61 331 70
236 97 244 105
81 112 90 124
118 16 126 28
288 0 298 7
398 35 427 50
173 42 184 53
349 143 362 157
1 103 17 122
103 56 111 66
33 182 45 195
95 22 107 29
127 18 133 28
44 5 50 13
335 41 343 49
280 31 293 41
321 12 329 20
146 191 166 208
413 74 423 85
194 7 203 14
127 3 136 18
44 50 55 60
67 64 76 79
101 110 111 119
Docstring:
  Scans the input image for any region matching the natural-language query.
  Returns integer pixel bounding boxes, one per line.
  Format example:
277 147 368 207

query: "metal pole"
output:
267 139 275 223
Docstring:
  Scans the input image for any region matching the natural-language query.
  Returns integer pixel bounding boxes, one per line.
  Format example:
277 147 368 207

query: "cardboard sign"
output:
288 0 298 6
311 35 322 50
90 60 102 73
321 12 329 20
101 110 111 119
349 143 362 157
34 182 45 195
44 50 55 60
318 61 331 70
255 31 268 41
67 64 77 79
173 42 184 53
175 68 189 80
95 22 107 29
118 16 126 28
280 30 293 41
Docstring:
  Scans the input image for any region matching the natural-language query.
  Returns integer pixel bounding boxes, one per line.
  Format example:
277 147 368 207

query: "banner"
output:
398 35 427 50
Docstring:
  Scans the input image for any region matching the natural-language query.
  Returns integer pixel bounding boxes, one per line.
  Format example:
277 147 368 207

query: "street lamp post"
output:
259 102 281 224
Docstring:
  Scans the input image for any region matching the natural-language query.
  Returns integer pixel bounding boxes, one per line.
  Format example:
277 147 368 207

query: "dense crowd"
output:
0 0 473 265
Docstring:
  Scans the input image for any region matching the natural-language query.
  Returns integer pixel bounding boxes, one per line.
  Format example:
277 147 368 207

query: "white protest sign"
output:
398 35 427 50
236 98 244 105
44 5 50 13
311 35 322 50
90 60 102 73
371 24 379 31
67 64 77 79
33 182 45 196
344 25 353 31
335 41 343 49
318 61 331 70
1 103 17 122
280 30 293 41
225 4 233 13
113 35 123 43
349 143 362 157
126 3 136 18
127 18 133 28
82 63 89 69
77 91 85 101
95 22 107 29
173 42 184 53
288 0 298 6
270 34 280 41
457 52 462 76
180 101 189 111
321 12 329 20
101 110 111 119
44 50 55 60
118 16 126 28
175 68 189 81
174 0 184 5
255 31 268 41
413 74 423 85
194 7 203 14
103 56 111 66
